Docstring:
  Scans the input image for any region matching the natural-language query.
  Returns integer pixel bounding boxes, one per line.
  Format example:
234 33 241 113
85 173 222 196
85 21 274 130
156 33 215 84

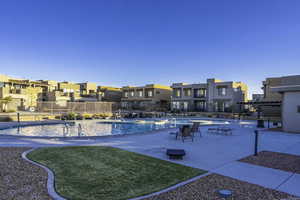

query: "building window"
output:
124 92 128 97
218 87 227 96
183 102 188 111
138 91 143 97
183 89 191 96
172 102 180 109
174 89 181 97
194 89 206 97
148 90 153 97
298 106 300 113
130 91 135 97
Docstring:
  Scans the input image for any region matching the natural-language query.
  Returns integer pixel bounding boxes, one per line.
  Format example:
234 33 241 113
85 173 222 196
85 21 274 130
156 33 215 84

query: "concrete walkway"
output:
0 121 300 197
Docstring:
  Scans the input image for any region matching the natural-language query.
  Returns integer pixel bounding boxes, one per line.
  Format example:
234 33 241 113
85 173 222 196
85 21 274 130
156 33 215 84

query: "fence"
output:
36 101 120 114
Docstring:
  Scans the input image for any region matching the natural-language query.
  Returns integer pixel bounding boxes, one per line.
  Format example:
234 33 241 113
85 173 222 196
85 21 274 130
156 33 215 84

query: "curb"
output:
129 172 212 200
22 148 66 200
22 147 211 200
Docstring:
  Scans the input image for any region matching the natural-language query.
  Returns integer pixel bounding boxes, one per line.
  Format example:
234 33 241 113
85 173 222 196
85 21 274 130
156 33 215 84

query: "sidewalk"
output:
213 161 300 197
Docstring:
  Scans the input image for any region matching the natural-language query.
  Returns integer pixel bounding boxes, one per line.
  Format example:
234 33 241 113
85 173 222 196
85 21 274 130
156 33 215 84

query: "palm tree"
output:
0 96 13 112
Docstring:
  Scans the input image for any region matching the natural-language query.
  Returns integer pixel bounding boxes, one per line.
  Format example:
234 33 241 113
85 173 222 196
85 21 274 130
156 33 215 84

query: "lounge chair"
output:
175 125 188 140
181 126 194 142
207 126 233 135
191 122 202 137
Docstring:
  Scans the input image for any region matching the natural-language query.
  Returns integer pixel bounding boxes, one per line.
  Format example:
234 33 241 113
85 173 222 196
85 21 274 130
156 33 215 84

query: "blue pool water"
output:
0 118 231 137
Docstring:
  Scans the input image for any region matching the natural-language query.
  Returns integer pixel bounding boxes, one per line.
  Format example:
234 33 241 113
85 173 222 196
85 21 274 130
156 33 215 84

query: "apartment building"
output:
252 94 264 102
121 84 172 111
171 78 248 113
261 75 300 118
0 74 44 111
0 74 123 112
77 82 100 102
98 86 122 102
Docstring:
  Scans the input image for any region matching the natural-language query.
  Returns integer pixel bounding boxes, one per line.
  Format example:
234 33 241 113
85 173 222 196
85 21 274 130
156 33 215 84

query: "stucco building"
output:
271 84 300 133
0 75 44 111
171 78 248 112
121 84 172 111
98 86 122 102
261 75 300 118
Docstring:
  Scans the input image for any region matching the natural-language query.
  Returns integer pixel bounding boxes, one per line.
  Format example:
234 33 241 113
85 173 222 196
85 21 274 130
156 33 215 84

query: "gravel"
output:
143 173 296 200
0 147 52 200
239 151 300 173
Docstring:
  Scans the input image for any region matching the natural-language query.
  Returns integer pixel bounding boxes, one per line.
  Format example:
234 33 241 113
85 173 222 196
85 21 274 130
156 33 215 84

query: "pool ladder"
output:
63 123 70 137
63 123 84 137
171 118 177 127
78 123 84 137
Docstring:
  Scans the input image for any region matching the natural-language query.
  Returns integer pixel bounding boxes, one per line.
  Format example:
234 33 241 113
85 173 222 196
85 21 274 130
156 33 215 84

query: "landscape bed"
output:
27 146 206 200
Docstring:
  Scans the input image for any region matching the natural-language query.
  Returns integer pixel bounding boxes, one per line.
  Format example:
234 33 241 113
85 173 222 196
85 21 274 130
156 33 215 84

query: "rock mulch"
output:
143 173 295 200
239 151 300 174
0 147 52 200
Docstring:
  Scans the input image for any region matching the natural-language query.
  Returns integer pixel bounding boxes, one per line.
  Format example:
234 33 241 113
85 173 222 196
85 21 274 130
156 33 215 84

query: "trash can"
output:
257 119 265 128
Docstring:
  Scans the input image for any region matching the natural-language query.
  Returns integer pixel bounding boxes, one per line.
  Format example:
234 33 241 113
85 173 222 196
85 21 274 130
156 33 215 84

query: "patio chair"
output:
175 125 188 140
207 127 218 134
218 127 233 135
181 126 194 142
191 122 202 137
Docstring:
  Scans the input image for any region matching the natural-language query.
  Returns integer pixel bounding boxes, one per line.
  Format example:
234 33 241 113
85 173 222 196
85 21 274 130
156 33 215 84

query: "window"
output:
124 92 128 97
183 102 188 110
130 91 135 97
218 87 227 96
174 89 181 97
298 106 300 113
138 90 143 97
172 102 180 109
148 90 153 97
184 89 191 96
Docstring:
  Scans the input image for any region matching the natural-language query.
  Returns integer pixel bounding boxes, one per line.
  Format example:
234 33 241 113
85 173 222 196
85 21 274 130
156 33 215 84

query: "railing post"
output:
254 130 259 156
17 112 20 123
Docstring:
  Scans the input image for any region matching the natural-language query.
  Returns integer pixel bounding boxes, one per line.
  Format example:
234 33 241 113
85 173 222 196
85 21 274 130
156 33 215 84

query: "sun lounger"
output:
207 127 233 135
191 122 202 137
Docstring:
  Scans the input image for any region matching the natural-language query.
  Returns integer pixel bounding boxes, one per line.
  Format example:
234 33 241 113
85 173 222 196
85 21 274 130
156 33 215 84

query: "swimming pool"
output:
0 118 231 137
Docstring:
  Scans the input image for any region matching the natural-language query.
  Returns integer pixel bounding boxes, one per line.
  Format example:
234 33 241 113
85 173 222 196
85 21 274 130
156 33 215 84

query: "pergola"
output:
237 101 282 127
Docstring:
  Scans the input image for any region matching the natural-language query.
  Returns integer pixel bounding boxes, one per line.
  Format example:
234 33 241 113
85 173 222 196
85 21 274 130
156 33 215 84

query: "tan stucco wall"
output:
282 91 300 133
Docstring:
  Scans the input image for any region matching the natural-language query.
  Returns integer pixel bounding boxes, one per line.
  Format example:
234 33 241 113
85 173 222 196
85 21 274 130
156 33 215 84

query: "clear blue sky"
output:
1 0 299 96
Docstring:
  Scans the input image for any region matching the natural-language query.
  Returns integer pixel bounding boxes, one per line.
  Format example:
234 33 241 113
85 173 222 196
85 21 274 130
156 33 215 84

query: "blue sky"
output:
0 0 299 95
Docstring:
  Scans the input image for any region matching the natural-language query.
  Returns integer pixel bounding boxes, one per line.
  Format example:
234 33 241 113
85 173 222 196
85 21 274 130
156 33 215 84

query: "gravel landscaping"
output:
143 173 296 200
0 147 51 200
239 151 300 173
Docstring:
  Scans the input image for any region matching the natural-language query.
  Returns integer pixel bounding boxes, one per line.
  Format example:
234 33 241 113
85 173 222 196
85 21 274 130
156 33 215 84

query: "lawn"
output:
27 146 206 200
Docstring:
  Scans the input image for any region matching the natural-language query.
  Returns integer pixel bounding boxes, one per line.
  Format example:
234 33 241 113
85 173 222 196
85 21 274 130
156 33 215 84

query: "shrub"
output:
6 109 16 113
82 113 93 119
66 112 76 120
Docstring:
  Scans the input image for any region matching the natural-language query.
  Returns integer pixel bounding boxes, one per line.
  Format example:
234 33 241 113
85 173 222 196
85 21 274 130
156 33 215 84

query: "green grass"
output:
28 146 206 200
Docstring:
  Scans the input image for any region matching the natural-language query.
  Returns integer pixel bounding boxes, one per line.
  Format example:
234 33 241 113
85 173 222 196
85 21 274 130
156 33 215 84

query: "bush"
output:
6 109 16 113
82 113 93 119
66 112 76 120
76 113 83 120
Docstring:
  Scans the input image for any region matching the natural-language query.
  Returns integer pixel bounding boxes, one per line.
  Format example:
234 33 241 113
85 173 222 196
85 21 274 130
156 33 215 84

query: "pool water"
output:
0 118 231 137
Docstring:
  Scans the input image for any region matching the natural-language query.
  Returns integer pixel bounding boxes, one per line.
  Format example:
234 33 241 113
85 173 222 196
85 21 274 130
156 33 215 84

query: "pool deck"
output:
0 120 300 197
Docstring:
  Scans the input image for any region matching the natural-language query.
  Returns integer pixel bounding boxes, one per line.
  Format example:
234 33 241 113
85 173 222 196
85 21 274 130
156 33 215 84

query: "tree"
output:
0 96 13 112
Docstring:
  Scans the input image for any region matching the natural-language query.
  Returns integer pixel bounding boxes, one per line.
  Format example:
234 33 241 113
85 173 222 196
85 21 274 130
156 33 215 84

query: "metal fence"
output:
36 101 120 114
